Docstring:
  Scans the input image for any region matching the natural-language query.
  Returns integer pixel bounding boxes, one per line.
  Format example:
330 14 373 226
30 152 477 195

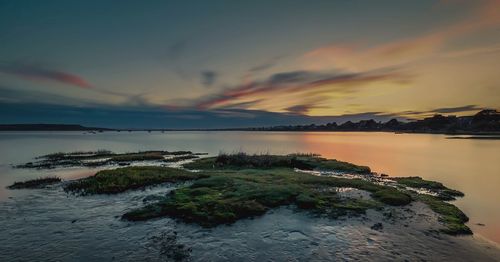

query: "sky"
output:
1 0 499 128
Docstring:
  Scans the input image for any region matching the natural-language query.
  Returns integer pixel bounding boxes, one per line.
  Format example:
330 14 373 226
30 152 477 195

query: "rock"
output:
371 223 383 231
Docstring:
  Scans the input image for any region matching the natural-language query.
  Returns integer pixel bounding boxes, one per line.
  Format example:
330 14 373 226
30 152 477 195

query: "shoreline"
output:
1 183 499 261
2 129 500 138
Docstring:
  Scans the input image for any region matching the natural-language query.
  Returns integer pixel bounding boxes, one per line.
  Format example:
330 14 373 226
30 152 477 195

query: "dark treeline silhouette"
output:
242 109 500 134
1 110 498 134
0 124 111 131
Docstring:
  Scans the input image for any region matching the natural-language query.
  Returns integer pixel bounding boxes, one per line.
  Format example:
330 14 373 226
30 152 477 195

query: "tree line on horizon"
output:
243 109 500 133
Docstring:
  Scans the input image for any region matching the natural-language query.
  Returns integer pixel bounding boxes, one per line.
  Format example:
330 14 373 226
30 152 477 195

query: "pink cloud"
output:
0 63 93 89
303 0 500 71
194 70 405 110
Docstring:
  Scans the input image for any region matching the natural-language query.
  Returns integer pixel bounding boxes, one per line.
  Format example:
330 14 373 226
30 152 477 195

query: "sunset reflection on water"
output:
290 132 500 244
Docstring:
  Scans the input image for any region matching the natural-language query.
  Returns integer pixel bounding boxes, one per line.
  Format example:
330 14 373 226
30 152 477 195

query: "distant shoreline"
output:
1 109 499 135
1 125 500 137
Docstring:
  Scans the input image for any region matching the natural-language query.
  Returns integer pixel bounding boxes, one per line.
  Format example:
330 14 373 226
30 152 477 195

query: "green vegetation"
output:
35 152 467 235
16 150 201 169
109 152 166 162
122 163 406 227
416 194 471 235
64 166 207 195
7 177 61 189
372 188 412 206
122 169 384 226
391 176 464 200
122 154 469 234
183 153 371 174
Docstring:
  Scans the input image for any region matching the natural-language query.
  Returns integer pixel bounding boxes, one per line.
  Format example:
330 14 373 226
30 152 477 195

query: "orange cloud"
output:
303 0 500 72
193 70 408 112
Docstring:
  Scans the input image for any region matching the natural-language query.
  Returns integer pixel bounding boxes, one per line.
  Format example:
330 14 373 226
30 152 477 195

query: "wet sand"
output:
0 182 499 261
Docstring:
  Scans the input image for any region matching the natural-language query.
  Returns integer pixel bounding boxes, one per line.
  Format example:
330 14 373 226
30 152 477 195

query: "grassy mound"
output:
7 177 61 189
64 166 207 195
372 188 412 206
416 194 471 235
123 167 407 226
183 153 371 174
53 152 469 235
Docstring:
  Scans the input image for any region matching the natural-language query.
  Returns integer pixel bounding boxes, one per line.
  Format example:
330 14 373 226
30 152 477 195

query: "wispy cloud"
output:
0 63 93 89
431 105 483 114
285 104 317 115
192 69 407 111
200 70 217 87
248 55 283 73
443 44 500 58
164 40 190 79
397 105 484 118
303 35 445 71
303 0 500 72
0 85 93 106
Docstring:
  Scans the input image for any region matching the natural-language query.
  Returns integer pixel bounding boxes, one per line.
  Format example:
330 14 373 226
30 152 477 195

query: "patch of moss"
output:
416 194 471 235
391 177 464 200
182 157 217 170
295 193 320 209
64 166 207 195
122 173 302 225
183 153 370 174
391 176 445 189
372 188 412 206
123 167 407 226
54 154 469 236
110 152 166 162
299 157 371 173
7 177 61 189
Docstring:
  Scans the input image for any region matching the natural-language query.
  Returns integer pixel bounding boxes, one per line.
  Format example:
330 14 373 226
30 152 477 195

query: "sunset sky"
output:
1 0 499 128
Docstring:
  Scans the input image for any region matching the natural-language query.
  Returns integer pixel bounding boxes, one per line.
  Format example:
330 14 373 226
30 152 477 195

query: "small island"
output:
10 151 472 236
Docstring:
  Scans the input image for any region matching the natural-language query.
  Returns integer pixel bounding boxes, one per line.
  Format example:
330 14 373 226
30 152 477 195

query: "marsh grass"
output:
64 166 207 195
17 150 200 169
7 177 61 189
123 167 409 227
52 152 469 235
183 152 371 174
391 176 464 200
110 152 166 162
415 194 471 235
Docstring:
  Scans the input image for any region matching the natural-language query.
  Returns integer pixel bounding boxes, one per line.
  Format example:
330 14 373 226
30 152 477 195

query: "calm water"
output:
0 131 499 246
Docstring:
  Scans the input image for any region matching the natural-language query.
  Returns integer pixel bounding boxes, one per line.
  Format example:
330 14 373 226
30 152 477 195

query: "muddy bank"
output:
0 185 498 261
